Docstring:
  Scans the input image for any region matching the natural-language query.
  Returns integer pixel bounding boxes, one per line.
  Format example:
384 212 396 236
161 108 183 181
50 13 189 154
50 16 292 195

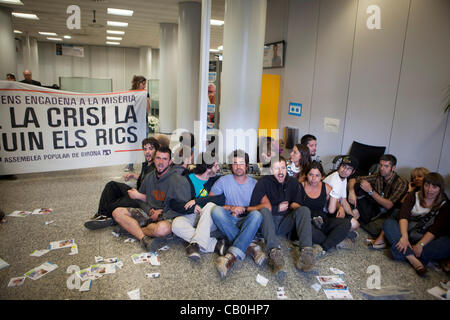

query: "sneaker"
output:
296 247 315 272
246 242 266 266
186 242 201 261
312 244 326 259
336 238 354 250
312 216 324 229
214 239 226 256
84 217 115 230
140 235 152 252
269 248 287 281
215 253 237 280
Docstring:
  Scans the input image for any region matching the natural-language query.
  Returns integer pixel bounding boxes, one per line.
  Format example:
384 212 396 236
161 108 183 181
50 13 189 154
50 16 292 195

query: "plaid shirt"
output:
357 172 408 205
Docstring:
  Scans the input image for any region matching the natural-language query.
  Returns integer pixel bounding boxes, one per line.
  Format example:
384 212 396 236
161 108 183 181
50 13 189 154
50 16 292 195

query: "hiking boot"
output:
214 239 226 256
269 248 287 281
312 244 326 259
140 236 152 252
296 247 315 272
186 242 201 261
84 216 115 230
336 238 354 250
246 242 266 266
215 253 237 280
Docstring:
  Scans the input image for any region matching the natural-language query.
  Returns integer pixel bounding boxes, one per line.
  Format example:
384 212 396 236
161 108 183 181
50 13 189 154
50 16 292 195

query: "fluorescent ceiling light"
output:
47 37 62 41
106 41 120 45
63 35 71 39
14 30 22 34
0 0 24 5
218 45 223 51
107 36 122 41
39 32 57 36
107 8 133 16
107 30 125 35
209 49 220 53
107 21 128 27
210 19 224 26
12 12 39 20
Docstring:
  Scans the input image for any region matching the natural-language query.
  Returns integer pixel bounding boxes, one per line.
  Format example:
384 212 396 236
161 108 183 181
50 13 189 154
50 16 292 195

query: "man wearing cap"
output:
324 156 360 247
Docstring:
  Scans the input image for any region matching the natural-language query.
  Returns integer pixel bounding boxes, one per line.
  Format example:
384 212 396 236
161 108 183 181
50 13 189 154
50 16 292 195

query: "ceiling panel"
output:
3 0 224 49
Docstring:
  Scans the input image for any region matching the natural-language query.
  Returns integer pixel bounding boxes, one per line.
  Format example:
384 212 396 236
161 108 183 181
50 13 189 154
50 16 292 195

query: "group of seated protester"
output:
84 134 450 280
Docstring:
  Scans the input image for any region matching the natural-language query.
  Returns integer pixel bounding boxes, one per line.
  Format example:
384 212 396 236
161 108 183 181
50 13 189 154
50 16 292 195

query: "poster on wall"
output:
56 44 85 58
0 81 146 175
263 41 285 69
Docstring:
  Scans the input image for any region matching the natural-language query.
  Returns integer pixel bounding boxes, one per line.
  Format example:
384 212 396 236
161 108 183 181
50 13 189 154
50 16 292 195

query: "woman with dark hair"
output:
382 172 450 275
286 144 311 181
125 76 151 172
299 161 351 255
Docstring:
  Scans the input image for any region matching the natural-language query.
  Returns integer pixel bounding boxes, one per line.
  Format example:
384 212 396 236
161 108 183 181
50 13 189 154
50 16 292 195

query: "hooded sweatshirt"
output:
250 175 301 216
138 167 183 219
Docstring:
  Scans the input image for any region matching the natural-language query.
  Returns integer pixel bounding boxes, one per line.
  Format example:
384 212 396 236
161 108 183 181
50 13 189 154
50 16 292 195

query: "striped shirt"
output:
356 172 408 205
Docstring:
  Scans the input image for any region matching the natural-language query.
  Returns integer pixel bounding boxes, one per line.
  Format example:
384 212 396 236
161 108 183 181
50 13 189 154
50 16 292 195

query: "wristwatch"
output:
419 242 425 247
368 190 374 196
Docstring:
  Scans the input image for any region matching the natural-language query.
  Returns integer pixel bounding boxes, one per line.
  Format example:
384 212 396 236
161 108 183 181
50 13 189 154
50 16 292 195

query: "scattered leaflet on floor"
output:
8 276 25 287
427 286 449 300
329 267 345 275
132 252 159 264
145 273 160 279
316 275 345 285
32 208 53 215
79 280 92 292
49 239 75 250
311 283 322 293
8 211 31 218
25 262 58 280
69 244 78 255
256 274 269 287
277 287 287 299
323 286 353 300
0 257 9 270
127 288 140 300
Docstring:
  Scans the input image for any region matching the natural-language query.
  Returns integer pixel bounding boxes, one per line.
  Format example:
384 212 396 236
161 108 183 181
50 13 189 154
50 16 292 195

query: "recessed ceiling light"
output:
210 19 224 26
63 35 71 39
12 12 39 20
107 8 133 16
39 32 57 36
107 21 128 27
106 41 120 45
47 37 62 41
107 36 122 41
107 30 125 35
0 0 24 5
14 30 22 34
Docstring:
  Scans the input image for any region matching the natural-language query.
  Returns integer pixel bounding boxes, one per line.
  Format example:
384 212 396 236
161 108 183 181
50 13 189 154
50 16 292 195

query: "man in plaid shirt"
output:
348 154 408 237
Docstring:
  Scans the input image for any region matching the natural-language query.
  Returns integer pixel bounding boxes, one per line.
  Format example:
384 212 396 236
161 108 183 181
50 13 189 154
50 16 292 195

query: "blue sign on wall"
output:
288 102 302 117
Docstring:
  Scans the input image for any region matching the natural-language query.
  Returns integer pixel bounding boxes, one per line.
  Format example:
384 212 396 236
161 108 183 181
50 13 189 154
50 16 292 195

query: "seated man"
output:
325 156 360 243
112 146 187 251
210 150 265 279
250 156 314 279
170 152 226 261
348 154 408 238
84 137 159 230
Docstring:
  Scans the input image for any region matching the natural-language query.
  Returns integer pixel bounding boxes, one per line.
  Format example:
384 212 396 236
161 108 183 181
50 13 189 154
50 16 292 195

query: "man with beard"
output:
348 154 408 238
111 146 186 251
210 150 265 279
250 156 315 279
84 137 159 230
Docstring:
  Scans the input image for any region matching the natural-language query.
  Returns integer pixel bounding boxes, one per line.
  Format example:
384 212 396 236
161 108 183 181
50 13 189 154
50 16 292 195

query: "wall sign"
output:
288 102 302 117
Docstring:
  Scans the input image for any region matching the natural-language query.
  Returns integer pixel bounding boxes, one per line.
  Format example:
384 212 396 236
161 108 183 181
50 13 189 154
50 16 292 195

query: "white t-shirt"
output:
323 171 347 199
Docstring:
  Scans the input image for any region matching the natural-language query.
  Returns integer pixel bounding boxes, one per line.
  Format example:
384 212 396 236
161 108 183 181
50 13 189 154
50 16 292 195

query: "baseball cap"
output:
341 156 358 170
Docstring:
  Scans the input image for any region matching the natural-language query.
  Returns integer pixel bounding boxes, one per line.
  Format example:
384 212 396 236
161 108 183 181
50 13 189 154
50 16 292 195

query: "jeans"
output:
384 218 450 264
211 206 262 260
312 215 351 251
259 207 312 251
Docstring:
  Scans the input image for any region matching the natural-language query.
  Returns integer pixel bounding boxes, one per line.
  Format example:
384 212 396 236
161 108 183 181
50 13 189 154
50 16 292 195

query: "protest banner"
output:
0 81 146 175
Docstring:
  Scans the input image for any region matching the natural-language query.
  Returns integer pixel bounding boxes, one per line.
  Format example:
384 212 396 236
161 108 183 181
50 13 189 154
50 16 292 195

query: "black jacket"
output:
250 175 301 216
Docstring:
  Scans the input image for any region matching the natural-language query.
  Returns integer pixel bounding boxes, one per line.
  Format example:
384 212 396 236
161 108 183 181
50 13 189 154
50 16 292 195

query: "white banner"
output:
0 81 147 175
